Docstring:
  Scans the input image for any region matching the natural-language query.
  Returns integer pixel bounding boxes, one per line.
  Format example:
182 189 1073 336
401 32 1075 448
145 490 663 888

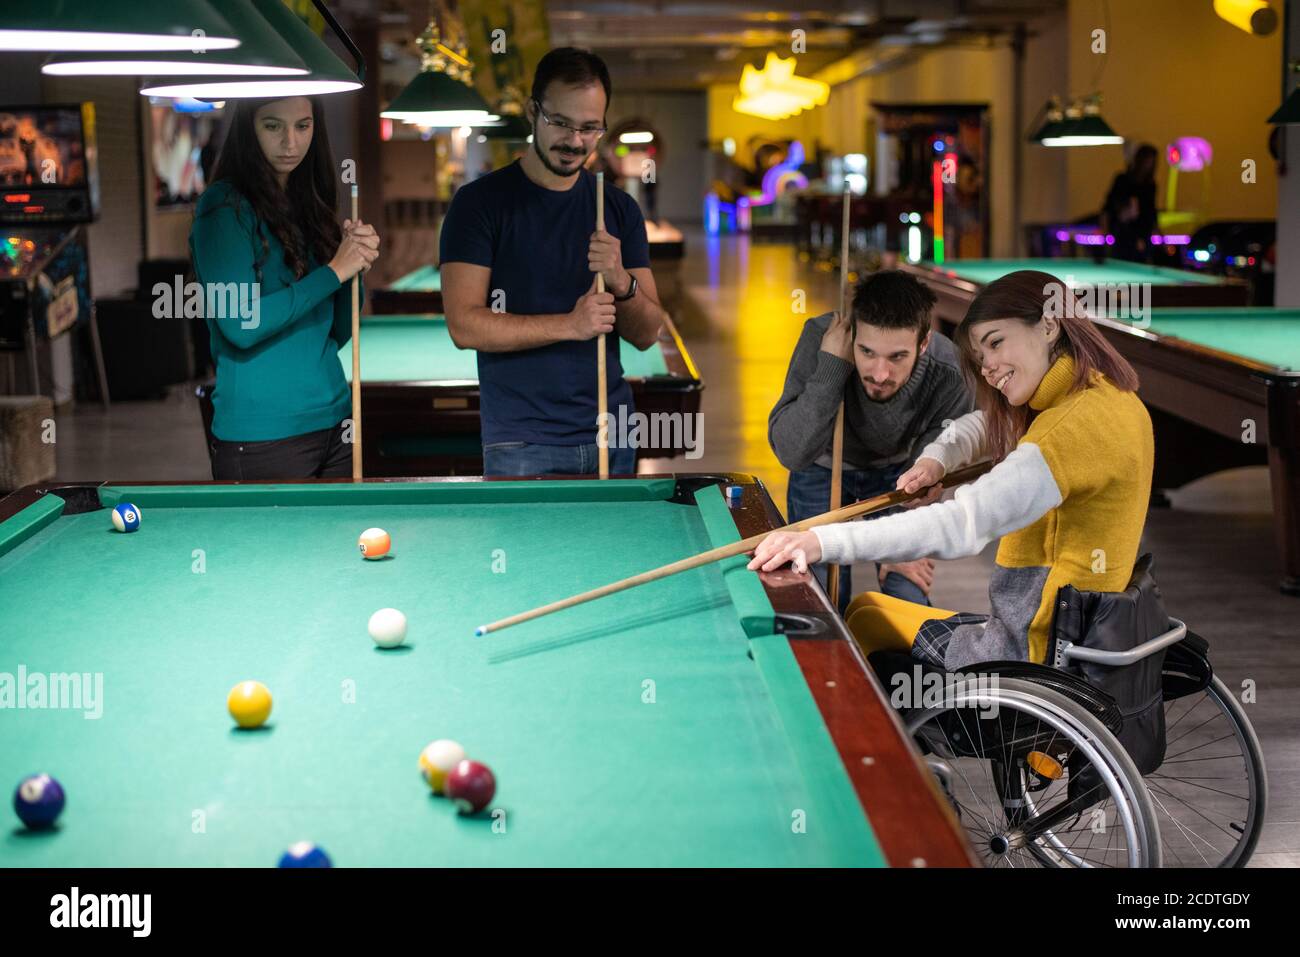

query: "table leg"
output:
1268 445 1300 595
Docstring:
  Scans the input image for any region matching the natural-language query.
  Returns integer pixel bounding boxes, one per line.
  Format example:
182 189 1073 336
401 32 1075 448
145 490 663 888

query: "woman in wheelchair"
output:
750 270 1267 868
750 269 1152 671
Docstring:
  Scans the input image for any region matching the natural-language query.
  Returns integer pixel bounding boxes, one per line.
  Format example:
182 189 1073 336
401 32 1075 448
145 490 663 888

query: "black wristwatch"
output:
613 274 638 302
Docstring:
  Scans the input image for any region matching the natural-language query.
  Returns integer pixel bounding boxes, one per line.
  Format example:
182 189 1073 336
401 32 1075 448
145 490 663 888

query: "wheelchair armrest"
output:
1056 618 1186 668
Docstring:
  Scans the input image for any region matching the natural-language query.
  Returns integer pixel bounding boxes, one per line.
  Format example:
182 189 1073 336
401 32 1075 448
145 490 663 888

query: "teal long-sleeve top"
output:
189 180 364 441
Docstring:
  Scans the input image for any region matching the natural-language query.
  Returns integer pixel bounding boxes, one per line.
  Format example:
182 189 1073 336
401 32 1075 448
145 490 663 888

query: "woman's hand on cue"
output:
329 223 379 283
747 530 823 574
896 457 946 509
341 219 381 274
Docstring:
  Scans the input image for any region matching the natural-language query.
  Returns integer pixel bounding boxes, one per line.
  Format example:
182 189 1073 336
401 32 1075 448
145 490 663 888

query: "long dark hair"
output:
954 270 1140 462
208 96 341 280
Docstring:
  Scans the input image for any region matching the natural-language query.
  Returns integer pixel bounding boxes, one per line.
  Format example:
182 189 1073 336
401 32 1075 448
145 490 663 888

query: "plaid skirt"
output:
912 613 991 668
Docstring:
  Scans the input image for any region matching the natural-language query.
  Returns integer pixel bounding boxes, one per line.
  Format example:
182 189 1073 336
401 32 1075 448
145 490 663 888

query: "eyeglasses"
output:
533 100 606 139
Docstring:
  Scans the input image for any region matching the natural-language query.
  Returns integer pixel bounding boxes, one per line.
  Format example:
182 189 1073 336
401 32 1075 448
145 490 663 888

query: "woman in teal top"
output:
190 95 381 479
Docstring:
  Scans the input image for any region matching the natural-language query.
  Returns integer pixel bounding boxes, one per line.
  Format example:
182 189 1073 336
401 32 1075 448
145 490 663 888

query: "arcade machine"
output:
871 103 990 264
0 103 109 408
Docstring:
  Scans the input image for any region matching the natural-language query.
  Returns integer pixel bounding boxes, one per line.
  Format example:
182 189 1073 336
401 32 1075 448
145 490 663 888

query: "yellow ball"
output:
359 528 391 560
228 680 273 729
419 739 466 794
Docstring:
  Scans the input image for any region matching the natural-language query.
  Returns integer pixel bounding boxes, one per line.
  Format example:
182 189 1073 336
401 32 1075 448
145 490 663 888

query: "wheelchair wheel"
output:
1148 674 1267 867
903 678 1162 868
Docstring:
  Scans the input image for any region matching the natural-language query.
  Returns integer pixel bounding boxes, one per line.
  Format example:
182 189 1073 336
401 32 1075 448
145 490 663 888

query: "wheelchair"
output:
870 555 1267 868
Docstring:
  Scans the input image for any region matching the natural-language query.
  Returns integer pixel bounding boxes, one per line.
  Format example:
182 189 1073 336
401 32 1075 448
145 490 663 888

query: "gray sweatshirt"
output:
768 313 973 472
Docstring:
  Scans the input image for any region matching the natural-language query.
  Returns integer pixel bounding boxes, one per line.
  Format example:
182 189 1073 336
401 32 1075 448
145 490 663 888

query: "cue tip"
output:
473 625 487 637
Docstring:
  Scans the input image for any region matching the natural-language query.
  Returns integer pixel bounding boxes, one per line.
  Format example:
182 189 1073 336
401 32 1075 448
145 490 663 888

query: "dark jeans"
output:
482 441 637 477
787 463 932 615
210 421 351 480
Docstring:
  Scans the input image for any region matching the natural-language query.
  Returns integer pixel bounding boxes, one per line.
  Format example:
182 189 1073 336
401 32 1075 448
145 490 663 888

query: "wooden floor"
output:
44 228 1298 866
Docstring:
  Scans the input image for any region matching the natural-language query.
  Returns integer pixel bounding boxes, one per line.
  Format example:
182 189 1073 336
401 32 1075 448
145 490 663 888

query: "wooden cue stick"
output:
350 184 362 482
474 460 992 636
826 186 852 607
595 171 609 478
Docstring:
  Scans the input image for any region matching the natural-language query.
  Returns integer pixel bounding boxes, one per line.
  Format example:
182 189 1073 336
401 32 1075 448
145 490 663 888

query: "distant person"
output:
1101 144 1158 263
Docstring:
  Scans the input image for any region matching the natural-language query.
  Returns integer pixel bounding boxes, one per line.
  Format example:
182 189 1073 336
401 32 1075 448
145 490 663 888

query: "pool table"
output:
0 474 973 867
370 265 442 315
901 258 1249 333
339 313 702 476
1091 308 1300 595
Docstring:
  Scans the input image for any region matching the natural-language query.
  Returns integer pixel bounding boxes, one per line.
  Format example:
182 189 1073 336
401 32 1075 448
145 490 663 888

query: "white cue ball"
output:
368 608 408 648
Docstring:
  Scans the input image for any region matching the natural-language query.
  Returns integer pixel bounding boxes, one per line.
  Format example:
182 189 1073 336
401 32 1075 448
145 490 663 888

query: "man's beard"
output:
533 136 588 177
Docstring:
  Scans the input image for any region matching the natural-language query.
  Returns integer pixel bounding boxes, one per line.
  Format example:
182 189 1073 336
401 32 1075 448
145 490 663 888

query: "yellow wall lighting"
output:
1213 0 1278 36
732 53 829 120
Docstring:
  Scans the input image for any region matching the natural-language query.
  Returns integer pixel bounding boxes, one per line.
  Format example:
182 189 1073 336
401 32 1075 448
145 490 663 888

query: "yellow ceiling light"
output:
1213 0 1278 35
732 53 829 120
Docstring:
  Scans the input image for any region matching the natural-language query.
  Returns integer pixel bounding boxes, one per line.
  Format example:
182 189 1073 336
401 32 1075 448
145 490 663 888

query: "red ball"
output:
445 760 495 814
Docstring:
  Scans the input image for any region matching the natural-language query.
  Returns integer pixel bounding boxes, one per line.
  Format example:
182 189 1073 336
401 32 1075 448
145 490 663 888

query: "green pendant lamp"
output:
139 0 361 98
381 17 497 127
42 0 307 78
1028 97 1066 144
482 84 532 140
1 0 239 52
1268 63 1300 124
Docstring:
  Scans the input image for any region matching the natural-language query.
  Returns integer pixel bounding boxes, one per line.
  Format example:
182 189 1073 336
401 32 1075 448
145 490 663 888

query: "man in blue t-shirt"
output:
439 47 668 476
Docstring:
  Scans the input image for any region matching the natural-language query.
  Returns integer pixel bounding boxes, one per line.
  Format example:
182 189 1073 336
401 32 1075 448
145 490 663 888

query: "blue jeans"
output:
483 441 637 477
787 463 932 614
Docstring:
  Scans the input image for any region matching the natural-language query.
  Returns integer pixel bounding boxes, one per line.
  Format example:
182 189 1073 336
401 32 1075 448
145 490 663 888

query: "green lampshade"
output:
1268 87 1300 124
381 70 498 127
482 114 533 140
1 0 240 52
1029 116 1065 143
138 0 360 98
43 0 307 77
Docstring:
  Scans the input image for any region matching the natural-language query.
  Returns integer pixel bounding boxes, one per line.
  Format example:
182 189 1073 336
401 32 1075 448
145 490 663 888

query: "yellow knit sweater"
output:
1001 355 1155 661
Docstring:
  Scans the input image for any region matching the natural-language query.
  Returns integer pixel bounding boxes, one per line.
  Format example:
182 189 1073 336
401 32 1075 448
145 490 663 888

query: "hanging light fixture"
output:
1213 0 1278 36
481 84 532 140
1032 95 1123 147
0 0 239 52
381 13 496 127
42 0 307 78
138 0 362 99
732 53 829 121
1268 62 1300 124
1028 97 1066 144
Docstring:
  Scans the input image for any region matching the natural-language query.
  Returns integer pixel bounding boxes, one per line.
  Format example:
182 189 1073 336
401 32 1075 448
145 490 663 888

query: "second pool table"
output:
342 313 703 475
1092 308 1300 595
902 258 1249 333
0 473 973 867
370 265 442 315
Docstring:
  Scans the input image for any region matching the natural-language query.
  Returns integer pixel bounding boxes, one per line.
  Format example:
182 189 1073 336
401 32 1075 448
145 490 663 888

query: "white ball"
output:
368 608 407 648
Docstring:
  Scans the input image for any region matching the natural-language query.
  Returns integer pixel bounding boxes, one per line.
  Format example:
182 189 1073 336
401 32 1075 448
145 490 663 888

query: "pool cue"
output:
826 186 851 608
474 460 992 636
596 171 609 478
350 184 362 481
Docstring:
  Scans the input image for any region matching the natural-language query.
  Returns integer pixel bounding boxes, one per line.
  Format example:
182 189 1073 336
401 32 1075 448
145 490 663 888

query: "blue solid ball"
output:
278 842 332 868
111 503 142 533
14 773 65 829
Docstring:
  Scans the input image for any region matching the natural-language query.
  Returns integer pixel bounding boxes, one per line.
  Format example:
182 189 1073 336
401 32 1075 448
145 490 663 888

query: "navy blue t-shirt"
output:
438 162 650 446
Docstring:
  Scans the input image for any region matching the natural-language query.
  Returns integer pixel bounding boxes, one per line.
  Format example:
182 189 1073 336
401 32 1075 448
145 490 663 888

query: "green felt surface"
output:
341 314 672 384
0 481 882 867
922 258 1229 287
387 265 441 293
1106 308 1300 371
